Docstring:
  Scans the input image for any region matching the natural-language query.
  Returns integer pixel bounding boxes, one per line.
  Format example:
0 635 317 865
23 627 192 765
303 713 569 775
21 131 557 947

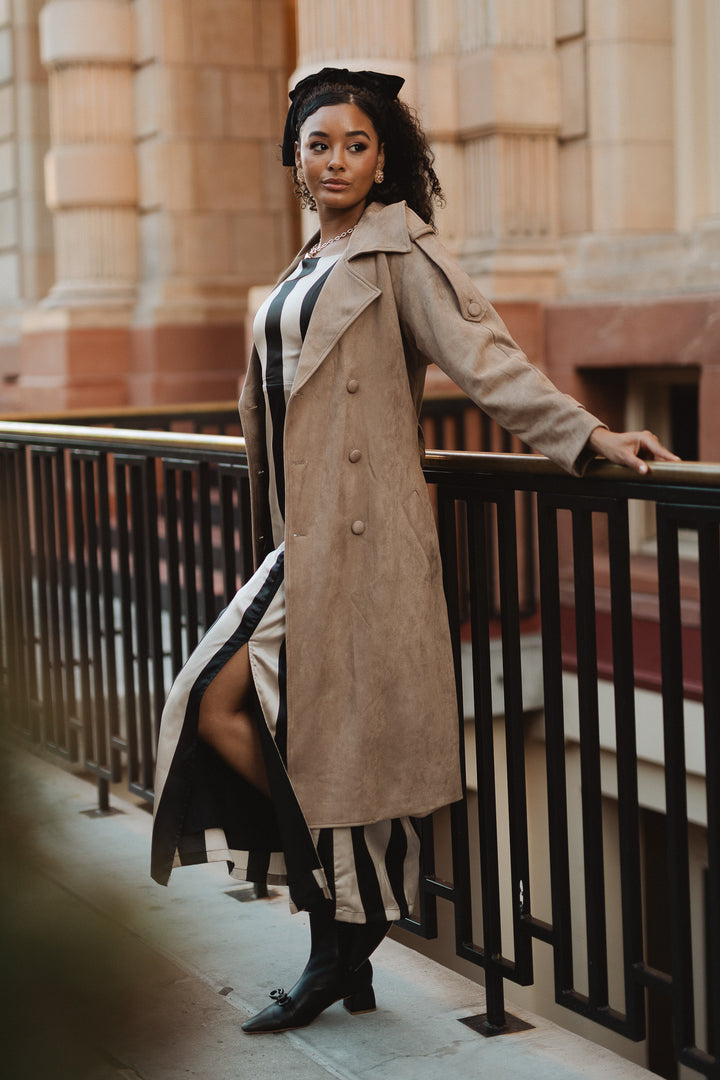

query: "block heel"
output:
343 984 377 1014
343 960 376 1014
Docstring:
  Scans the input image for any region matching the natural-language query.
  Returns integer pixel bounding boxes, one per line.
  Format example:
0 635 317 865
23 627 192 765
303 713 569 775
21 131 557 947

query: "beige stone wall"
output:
0 0 716 412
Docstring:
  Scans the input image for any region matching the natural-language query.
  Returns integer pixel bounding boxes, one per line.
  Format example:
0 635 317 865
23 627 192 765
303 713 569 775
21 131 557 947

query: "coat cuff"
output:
570 421 608 477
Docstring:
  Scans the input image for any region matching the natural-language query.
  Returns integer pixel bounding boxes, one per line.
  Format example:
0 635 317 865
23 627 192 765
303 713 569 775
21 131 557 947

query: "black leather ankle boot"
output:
242 905 366 1033
241 909 392 1034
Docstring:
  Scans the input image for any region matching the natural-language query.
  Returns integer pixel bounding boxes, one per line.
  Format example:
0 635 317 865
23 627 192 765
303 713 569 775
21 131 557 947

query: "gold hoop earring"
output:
375 169 384 184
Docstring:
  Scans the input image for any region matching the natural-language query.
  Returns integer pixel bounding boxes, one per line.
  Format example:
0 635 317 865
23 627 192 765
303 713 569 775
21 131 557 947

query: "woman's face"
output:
295 102 385 221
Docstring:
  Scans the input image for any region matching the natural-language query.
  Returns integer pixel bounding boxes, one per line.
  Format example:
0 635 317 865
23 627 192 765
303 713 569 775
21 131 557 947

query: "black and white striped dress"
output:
152 254 420 924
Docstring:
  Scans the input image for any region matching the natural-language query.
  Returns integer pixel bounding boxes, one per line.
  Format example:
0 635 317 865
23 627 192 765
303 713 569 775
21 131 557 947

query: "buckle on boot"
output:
269 987 291 1006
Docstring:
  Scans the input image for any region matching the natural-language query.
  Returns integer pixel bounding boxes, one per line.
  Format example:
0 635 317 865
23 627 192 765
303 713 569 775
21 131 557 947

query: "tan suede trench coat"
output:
239 200 601 830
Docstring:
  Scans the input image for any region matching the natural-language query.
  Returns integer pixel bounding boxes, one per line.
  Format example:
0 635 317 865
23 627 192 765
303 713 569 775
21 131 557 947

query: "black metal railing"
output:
0 420 717 1078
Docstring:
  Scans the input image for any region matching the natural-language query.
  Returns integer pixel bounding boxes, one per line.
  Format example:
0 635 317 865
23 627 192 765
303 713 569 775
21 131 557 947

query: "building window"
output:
626 368 700 556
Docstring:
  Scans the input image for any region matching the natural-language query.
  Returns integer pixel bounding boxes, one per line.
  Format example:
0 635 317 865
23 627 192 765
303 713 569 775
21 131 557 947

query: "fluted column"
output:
40 0 137 305
293 0 415 244
415 0 561 298
295 0 415 75
16 0 136 409
0 0 56 409
130 0 297 405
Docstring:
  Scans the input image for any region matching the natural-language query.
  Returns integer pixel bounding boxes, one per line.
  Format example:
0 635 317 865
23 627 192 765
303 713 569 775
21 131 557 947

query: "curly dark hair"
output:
289 81 445 228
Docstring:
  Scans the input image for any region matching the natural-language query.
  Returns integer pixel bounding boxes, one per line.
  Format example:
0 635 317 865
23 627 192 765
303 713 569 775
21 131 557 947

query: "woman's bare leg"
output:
197 644 270 796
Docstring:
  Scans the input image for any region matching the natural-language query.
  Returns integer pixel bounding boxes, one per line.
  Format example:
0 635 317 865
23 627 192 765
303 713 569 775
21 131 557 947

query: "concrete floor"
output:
1 741 656 1080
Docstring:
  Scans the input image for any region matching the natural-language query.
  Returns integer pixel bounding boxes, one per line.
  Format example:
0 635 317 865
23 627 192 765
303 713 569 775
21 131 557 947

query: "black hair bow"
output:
281 67 404 165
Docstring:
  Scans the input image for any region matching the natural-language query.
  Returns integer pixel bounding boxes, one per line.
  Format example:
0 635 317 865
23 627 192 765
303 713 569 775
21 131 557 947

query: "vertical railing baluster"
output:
84 455 109 782
98 451 121 782
572 506 609 1009
467 495 506 1016
32 451 52 748
606 499 645 1036
497 489 533 985
219 469 238 602
163 465 184 676
0 448 16 721
197 461 216 629
656 505 696 1061
115 459 139 788
43 451 67 755
55 448 79 749
144 456 165 760
698 518 720 1060
537 495 574 998
1 448 33 735
239 474 254 582
181 468 199 653
130 460 153 789
71 453 92 762
16 448 38 735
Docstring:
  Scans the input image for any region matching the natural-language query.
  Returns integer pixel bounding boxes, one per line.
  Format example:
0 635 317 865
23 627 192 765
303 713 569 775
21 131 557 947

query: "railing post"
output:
98 777 110 814
483 973 507 1033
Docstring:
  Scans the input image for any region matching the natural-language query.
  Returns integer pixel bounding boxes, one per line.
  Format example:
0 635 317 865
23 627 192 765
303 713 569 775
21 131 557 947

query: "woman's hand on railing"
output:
587 426 681 475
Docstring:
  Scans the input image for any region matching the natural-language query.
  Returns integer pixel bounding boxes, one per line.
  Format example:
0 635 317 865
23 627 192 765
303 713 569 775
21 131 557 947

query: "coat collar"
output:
347 200 419 256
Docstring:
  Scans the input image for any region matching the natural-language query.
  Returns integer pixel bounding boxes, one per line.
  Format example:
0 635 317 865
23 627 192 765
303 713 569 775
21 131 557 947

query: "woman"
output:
151 67 677 1034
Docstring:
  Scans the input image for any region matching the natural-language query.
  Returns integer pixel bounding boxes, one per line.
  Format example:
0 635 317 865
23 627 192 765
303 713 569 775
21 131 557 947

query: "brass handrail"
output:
0 420 718 486
0 421 247 455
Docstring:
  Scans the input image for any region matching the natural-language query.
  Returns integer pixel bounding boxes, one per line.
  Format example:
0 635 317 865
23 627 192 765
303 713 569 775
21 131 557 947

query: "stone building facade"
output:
0 0 718 448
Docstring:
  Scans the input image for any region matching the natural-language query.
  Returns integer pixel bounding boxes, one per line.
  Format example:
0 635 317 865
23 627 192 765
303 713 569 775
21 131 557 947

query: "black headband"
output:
281 67 405 166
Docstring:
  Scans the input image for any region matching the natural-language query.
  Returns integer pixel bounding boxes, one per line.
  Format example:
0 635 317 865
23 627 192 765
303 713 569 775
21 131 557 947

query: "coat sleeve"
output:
390 229 604 476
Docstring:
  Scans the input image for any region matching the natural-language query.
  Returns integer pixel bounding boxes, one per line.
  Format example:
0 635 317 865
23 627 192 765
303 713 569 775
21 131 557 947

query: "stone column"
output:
293 0 415 244
294 0 414 83
415 0 561 298
673 0 720 284
586 0 674 234
0 0 54 408
17 0 136 410
130 0 297 405
559 0 676 295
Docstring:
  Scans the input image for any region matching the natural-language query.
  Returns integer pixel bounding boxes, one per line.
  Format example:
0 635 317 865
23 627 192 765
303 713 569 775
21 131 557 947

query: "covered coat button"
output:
348 449 362 463
346 379 360 393
351 520 366 535
467 300 483 317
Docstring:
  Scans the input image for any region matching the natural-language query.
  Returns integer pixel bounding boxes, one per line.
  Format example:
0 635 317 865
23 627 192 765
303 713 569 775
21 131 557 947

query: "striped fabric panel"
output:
253 254 340 545
314 818 421 924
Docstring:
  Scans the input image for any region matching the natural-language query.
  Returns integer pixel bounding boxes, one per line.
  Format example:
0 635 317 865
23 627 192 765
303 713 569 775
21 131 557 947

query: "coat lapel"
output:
290 202 414 397
291 261 380 395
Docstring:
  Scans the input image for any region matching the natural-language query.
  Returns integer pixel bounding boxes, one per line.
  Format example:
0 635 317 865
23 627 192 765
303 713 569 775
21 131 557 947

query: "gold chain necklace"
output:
307 225 356 258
